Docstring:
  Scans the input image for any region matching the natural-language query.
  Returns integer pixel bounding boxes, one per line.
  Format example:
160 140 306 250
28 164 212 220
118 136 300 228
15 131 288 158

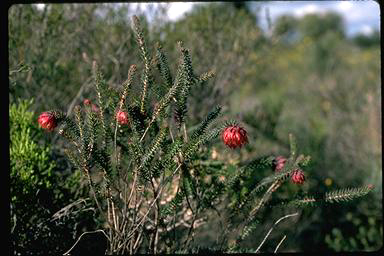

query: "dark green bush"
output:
10 99 96 255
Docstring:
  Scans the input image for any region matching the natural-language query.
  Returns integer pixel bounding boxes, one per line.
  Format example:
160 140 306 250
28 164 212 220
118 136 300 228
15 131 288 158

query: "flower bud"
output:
273 156 287 172
83 99 92 106
38 112 57 131
291 169 305 185
91 104 100 113
116 110 129 125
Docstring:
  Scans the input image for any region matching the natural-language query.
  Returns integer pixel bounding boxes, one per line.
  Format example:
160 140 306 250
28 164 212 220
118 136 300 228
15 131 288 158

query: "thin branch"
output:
182 122 188 143
127 169 138 208
255 212 299 253
150 178 160 254
139 120 152 142
63 229 109 255
126 163 183 239
274 235 287 253
84 169 104 217
247 180 281 223
51 198 90 221
66 77 91 117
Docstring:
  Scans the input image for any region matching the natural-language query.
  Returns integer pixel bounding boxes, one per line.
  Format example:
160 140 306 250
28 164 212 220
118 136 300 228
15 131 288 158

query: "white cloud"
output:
360 25 374 35
167 2 194 21
336 1 353 12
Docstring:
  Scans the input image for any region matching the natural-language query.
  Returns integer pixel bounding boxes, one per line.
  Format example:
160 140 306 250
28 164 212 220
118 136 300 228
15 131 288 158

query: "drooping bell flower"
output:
221 125 248 149
83 99 92 106
291 169 305 185
273 156 287 172
38 112 57 131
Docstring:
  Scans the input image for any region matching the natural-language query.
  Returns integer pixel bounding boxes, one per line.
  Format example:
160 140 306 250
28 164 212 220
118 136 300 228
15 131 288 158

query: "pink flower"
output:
273 156 287 172
38 112 57 131
83 99 92 106
291 169 305 185
91 104 100 113
221 125 248 149
116 110 129 125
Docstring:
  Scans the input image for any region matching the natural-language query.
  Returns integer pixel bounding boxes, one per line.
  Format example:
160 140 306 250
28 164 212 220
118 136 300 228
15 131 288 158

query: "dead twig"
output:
255 212 299 253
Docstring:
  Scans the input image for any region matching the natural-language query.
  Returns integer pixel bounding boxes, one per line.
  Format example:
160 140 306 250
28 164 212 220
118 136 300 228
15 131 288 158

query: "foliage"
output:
235 10 381 252
9 3 381 253
10 99 55 192
352 31 380 48
10 99 94 255
36 15 375 254
325 210 383 251
9 4 147 114
156 2 264 122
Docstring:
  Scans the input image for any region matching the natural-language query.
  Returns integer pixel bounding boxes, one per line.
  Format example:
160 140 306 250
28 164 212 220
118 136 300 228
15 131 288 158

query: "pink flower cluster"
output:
83 99 99 112
274 156 306 185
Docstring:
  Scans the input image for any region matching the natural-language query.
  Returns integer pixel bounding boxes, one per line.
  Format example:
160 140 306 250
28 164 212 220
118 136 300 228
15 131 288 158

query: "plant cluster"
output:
10 99 94 255
36 15 374 254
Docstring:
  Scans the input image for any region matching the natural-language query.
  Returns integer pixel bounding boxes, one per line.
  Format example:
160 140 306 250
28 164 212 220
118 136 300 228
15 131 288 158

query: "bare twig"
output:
248 180 281 220
126 163 183 239
63 229 109 255
84 169 104 217
139 121 152 142
150 178 161 254
127 169 138 208
182 122 188 143
133 228 144 254
255 212 299 253
222 179 282 250
51 198 91 221
11 213 16 233
274 235 287 253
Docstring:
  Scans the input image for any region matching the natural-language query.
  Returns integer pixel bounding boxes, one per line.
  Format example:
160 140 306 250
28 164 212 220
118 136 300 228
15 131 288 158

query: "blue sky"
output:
137 1 380 37
255 1 380 36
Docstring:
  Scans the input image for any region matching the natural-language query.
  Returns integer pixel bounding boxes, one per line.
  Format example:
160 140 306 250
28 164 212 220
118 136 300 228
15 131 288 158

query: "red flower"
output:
91 104 100 113
291 169 305 185
273 156 287 172
221 125 248 149
83 99 92 106
116 110 129 125
38 112 57 131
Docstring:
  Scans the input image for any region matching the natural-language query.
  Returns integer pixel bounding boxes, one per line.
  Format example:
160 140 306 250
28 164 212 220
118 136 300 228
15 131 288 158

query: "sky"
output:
255 1 380 36
35 1 380 37
136 1 381 37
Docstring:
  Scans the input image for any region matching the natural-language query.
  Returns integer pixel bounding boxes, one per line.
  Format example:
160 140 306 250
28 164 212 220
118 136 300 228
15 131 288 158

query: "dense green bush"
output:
10 99 96 255
10 99 55 193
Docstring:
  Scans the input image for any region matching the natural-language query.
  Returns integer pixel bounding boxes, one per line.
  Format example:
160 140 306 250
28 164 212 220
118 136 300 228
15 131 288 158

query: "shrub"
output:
10 99 95 255
38 16 374 254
